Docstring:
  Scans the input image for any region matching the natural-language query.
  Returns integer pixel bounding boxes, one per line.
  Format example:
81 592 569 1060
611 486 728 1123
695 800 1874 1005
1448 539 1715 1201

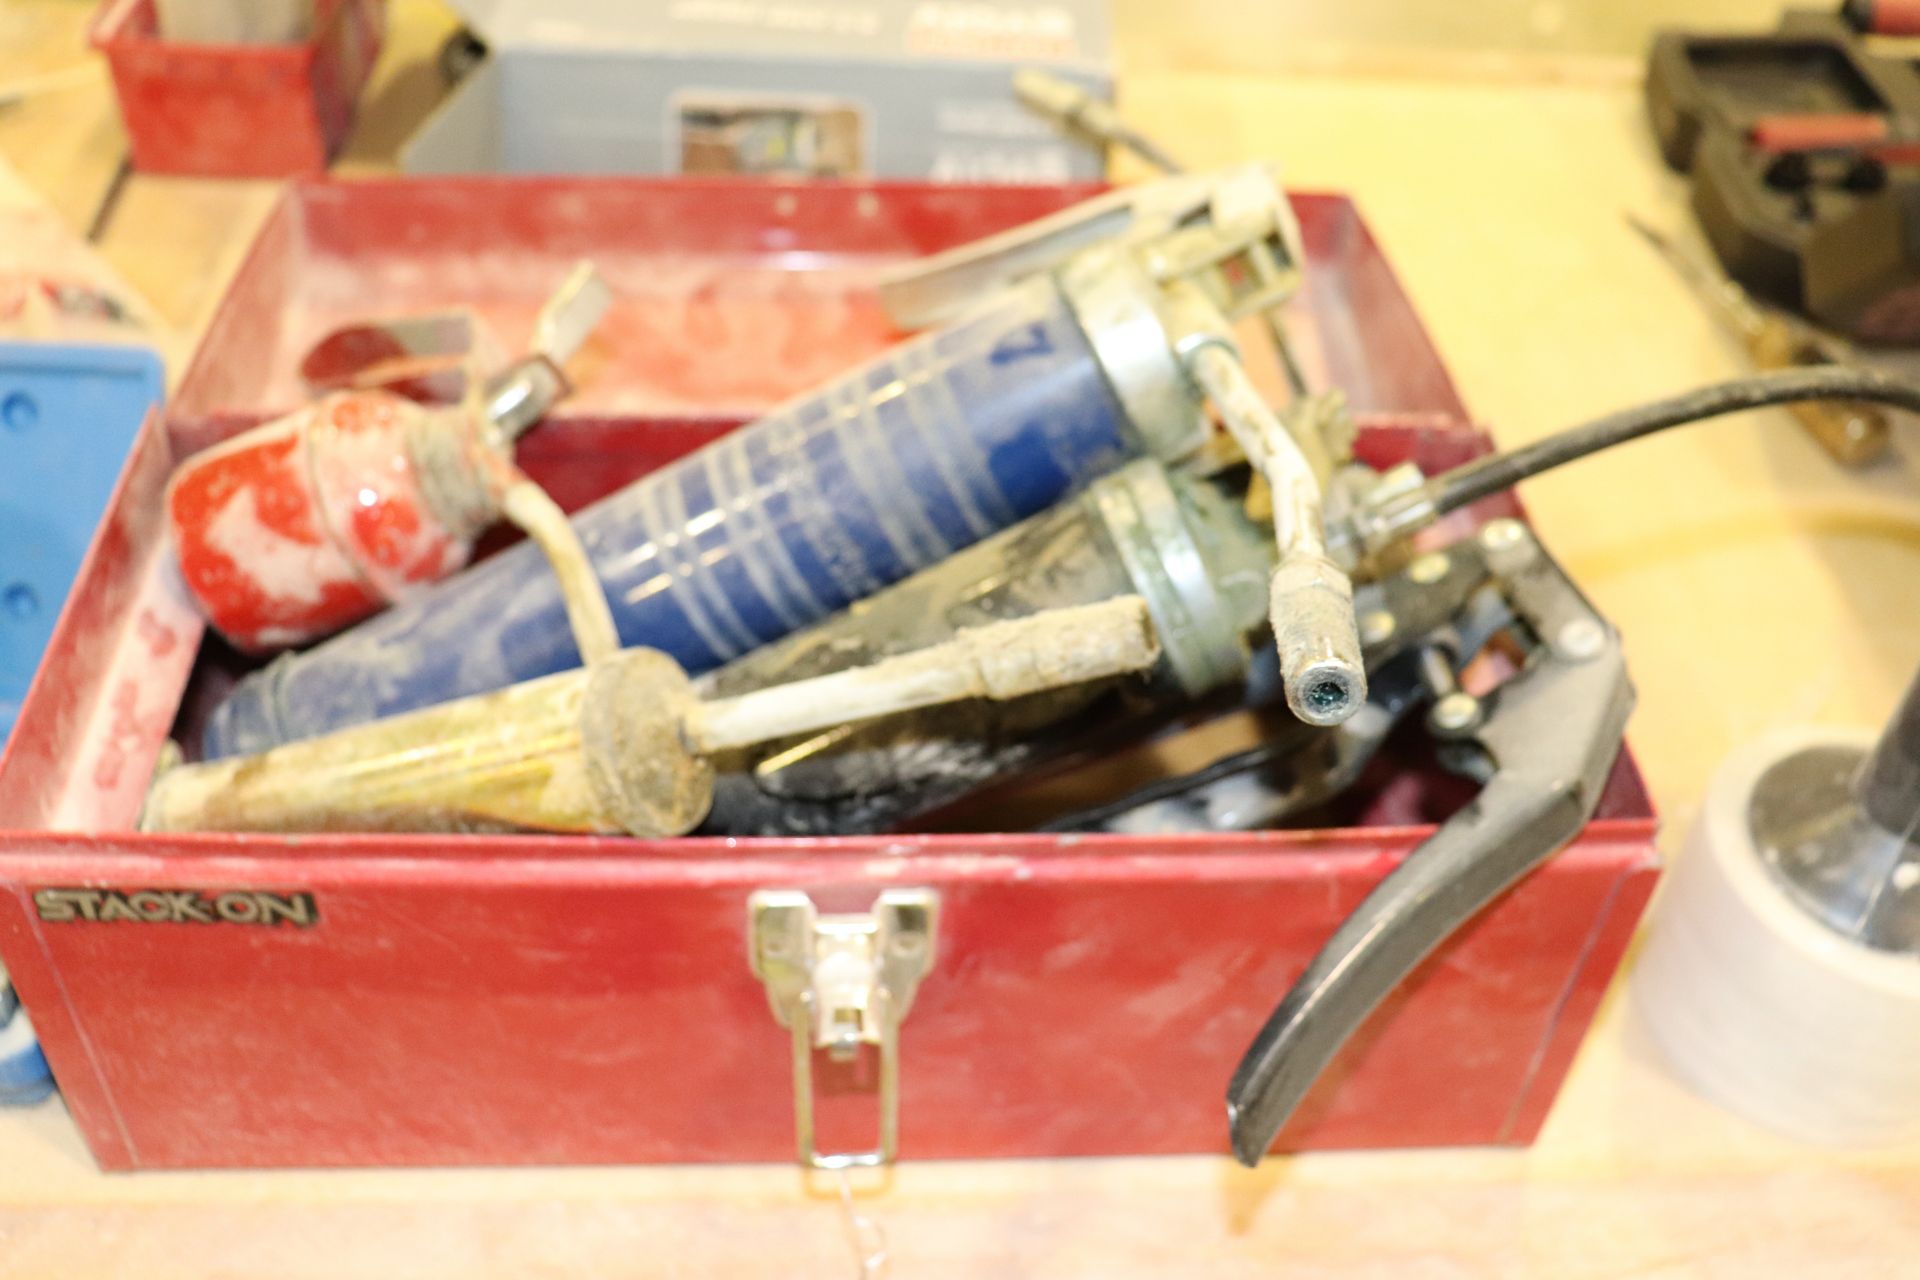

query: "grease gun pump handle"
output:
876 165 1302 331
1224 522 1635 1165
1013 68 1187 176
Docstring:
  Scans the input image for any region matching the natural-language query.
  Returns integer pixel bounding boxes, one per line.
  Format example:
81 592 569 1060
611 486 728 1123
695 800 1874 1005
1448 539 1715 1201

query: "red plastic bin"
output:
0 180 1657 1170
90 0 385 178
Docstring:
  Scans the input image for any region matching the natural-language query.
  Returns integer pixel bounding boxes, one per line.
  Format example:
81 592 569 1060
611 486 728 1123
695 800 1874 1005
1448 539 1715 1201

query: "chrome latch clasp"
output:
749 888 939 1170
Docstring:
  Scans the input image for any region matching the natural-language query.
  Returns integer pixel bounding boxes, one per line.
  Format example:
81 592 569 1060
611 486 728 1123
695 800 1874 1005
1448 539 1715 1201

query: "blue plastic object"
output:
0 341 165 749
0 984 53 1107
0 340 159 1109
206 275 1138 756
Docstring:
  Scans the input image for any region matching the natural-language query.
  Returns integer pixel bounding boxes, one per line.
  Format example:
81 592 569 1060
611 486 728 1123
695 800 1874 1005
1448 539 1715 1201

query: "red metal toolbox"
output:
0 179 1656 1171
91 0 386 179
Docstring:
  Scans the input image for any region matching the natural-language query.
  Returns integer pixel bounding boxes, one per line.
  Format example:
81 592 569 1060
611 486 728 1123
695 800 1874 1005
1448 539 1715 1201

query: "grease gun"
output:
201 166 1365 757
144 598 1161 839
693 362 1920 1164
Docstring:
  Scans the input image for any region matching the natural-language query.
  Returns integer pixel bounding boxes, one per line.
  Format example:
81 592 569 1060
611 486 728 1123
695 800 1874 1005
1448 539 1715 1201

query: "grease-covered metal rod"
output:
689 596 1160 750
1013 68 1185 176
1184 339 1364 727
146 598 1161 839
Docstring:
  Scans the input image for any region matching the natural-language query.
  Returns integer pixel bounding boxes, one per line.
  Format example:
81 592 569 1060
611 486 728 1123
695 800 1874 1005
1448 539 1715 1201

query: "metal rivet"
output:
1428 691 1484 738
1555 618 1606 662
1409 553 1451 585
1359 610 1396 647
1479 519 1527 551
1 392 37 432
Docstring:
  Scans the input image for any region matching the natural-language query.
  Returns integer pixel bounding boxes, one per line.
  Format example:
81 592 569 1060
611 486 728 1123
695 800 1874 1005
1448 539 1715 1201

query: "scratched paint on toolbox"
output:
263 256 908 420
42 457 204 831
168 183 1469 466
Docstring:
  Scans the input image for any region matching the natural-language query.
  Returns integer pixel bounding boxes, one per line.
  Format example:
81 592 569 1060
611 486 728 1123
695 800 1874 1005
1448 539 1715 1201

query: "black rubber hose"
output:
1428 368 1920 517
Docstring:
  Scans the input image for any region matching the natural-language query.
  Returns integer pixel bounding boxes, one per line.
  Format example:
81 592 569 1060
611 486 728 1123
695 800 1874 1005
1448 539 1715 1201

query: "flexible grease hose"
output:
1427 368 1920 517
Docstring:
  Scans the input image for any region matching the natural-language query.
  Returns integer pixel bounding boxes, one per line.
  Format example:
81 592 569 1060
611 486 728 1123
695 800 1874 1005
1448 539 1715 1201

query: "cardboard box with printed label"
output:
406 0 1114 182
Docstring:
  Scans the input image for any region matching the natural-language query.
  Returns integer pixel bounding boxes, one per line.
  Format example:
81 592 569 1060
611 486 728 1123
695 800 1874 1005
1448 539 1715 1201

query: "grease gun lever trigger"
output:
876 165 1299 330
1224 523 1635 1166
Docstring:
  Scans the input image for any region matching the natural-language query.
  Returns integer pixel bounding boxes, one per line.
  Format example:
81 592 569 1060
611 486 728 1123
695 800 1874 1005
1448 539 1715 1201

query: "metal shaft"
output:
1013 69 1185 176
1626 213 1768 345
1859 663 1920 839
480 262 611 440
1184 339 1365 726
689 596 1160 751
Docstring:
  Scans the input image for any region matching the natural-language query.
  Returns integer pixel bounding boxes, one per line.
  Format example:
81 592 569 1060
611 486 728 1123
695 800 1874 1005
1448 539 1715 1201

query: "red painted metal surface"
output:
166 392 473 652
0 182 1655 1171
164 178 1471 461
90 0 385 179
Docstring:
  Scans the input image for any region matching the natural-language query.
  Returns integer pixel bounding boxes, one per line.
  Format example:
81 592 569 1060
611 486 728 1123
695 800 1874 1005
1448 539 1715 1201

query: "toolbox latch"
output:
748 888 939 1170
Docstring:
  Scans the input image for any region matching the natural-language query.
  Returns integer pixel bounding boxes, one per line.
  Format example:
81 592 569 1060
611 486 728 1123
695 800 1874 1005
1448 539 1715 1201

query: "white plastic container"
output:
1635 729 1920 1145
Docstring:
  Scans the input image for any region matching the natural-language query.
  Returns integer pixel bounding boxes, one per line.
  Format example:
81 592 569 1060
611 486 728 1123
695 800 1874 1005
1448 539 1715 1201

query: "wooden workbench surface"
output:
4 2 1920 1275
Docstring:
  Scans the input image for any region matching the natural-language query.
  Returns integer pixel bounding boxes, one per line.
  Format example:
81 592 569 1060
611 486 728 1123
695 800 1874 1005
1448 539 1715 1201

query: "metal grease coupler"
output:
201 166 1362 757
166 265 613 652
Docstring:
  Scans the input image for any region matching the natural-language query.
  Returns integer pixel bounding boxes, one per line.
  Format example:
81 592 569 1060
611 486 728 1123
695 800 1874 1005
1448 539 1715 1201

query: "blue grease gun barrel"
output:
204 169 1305 758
